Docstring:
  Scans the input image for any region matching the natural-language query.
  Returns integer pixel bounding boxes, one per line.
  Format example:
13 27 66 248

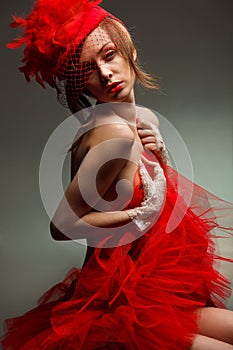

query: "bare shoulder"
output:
88 121 135 148
137 105 159 127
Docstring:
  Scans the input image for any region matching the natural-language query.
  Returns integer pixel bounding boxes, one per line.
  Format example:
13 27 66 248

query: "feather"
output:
7 0 110 88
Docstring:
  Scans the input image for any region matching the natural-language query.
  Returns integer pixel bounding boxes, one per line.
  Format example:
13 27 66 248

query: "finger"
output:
136 117 142 126
136 118 157 130
144 143 165 152
140 136 157 144
137 128 155 137
144 143 158 151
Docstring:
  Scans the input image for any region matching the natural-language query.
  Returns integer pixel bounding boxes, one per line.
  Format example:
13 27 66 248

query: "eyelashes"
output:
104 49 117 61
81 48 118 75
67 46 118 87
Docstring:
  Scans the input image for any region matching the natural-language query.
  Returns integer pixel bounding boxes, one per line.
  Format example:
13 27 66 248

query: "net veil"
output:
7 0 158 114
7 0 123 111
55 17 134 111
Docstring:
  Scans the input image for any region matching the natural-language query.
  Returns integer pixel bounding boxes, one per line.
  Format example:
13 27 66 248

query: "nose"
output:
98 62 113 81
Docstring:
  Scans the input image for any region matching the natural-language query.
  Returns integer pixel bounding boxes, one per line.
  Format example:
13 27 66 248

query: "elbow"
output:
50 220 71 241
49 216 86 241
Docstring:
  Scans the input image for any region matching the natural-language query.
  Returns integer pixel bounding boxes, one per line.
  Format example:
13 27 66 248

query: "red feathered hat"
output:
7 0 119 89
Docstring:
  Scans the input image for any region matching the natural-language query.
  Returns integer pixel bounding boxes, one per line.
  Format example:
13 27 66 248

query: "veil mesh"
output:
7 0 122 107
55 17 130 110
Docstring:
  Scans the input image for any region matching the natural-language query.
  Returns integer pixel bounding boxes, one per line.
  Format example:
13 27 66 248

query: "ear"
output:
133 48 137 61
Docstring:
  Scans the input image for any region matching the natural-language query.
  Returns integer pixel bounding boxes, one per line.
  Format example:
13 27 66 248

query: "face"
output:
80 26 136 104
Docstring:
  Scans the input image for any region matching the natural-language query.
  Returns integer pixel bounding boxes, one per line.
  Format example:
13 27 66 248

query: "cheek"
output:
120 60 134 82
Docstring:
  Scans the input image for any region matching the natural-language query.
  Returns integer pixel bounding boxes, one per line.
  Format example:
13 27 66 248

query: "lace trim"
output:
126 159 166 231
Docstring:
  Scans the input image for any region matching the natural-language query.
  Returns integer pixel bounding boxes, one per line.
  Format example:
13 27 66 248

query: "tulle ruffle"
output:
1 153 233 350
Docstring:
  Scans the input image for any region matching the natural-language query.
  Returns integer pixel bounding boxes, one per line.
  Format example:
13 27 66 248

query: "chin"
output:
98 88 134 104
114 89 134 103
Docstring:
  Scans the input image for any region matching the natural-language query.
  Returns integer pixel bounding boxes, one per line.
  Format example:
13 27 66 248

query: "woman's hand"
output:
125 159 166 232
136 118 170 165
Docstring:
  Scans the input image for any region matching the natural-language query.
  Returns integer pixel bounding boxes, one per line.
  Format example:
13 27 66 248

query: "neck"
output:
93 101 137 127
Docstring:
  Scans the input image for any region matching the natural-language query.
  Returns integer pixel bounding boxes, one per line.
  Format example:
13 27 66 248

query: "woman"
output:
2 0 233 349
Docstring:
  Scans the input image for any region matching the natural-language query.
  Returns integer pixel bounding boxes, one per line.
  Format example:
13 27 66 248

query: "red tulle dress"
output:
1 152 233 350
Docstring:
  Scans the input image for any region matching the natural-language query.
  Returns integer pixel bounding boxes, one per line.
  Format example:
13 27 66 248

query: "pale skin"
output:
50 25 233 349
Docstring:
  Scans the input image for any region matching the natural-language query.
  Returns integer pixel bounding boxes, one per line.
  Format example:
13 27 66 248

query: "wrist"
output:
125 208 138 220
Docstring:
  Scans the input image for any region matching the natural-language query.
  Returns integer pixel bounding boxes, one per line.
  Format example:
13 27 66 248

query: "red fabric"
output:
1 154 233 350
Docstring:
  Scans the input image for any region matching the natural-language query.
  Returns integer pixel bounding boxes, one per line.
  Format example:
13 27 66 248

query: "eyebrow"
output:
80 41 113 64
97 41 113 54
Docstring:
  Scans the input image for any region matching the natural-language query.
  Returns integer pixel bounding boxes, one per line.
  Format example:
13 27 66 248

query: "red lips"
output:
105 81 123 94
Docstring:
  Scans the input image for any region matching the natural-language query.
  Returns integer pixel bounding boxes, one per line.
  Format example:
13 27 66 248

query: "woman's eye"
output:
105 49 116 61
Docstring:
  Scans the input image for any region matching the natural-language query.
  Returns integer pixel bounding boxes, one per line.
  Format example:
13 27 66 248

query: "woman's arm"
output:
50 210 132 241
50 123 138 241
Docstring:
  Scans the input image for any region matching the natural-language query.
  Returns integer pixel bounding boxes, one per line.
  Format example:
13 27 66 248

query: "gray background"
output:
1 0 233 336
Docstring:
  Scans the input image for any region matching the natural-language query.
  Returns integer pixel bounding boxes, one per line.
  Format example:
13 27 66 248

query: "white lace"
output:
126 158 166 231
148 123 170 165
